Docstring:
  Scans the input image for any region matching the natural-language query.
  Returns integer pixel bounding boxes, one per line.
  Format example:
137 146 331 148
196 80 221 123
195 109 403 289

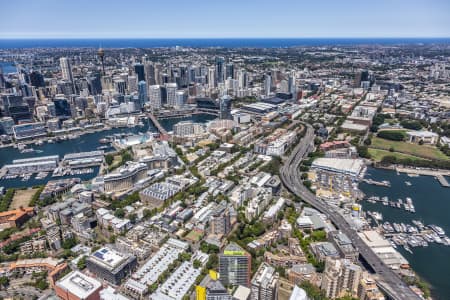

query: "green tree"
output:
114 208 125 218
77 256 87 270
105 154 114 165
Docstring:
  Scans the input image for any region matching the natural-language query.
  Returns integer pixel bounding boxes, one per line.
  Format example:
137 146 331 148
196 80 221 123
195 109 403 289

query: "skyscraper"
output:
113 79 127 94
215 57 225 84
29 71 45 87
128 75 137 93
219 243 251 287
165 83 178 107
288 73 296 99
60 57 73 82
237 70 247 89
225 63 234 80
219 95 232 120
138 81 148 109
175 90 187 107
134 64 145 82
208 67 216 88
264 74 272 97
87 72 102 95
149 85 162 109
144 61 155 84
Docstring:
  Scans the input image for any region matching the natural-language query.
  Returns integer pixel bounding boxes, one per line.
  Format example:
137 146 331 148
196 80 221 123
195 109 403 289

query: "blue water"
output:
360 167 450 300
1 38 450 49
0 114 216 189
0 62 16 73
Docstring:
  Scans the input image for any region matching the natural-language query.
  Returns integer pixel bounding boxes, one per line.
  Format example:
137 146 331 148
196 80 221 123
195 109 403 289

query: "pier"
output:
436 175 450 187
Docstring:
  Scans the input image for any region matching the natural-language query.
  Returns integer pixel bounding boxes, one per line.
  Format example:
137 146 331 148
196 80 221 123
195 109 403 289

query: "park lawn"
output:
9 188 39 209
368 148 426 162
112 155 122 166
371 137 449 161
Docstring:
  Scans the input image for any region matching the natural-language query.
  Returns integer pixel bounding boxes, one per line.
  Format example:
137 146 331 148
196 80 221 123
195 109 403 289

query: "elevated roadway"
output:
280 123 421 300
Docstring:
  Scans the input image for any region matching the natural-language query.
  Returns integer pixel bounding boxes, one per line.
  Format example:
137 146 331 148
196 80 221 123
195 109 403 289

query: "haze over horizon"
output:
1 0 449 39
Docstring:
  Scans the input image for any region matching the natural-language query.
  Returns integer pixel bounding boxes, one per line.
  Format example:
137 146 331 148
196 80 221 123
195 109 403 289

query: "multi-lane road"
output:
280 123 421 300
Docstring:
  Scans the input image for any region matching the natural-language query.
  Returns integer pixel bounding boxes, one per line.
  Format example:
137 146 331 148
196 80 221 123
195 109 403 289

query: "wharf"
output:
436 175 450 187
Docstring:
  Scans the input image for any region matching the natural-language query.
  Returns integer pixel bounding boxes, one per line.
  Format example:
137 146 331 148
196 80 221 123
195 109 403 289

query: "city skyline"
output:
1 0 450 39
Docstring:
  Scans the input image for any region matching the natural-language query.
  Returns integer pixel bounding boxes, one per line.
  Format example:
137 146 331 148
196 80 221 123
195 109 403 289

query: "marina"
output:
0 114 216 189
360 167 450 299
366 196 415 213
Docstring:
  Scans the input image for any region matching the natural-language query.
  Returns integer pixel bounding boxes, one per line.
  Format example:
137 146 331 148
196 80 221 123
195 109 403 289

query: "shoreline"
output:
372 163 450 177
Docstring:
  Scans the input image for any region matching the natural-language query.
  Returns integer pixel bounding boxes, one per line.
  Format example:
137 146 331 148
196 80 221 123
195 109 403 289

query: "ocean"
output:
1 38 450 49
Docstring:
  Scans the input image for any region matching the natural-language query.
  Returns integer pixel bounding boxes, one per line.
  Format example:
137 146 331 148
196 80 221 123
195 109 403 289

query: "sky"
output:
0 0 449 38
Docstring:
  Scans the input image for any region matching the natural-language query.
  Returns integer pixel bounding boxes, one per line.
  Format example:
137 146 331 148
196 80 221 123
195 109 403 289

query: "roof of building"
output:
0 207 34 223
233 285 251 300
89 247 129 270
407 130 439 138
312 158 364 175
56 271 102 299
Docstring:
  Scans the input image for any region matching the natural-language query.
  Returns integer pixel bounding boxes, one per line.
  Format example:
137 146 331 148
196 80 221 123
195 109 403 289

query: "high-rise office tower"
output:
225 63 234 80
138 81 148 109
165 83 178 107
53 97 72 119
128 75 137 93
219 95 232 120
134 63 145 82
149 85 162 109
188 66 197 84
144 61 155 84
250 263 279 300
208 68 216 88
113 79 127 94
175 90 187 107
0 66 4 89
60 57 73 82
29 71 45 87
179 65 188 87
288 73 296 99
264 74 272 96
154 63 162 85
219 243 251 287
215 57 225 84
87 73 102 95
237 70 247 89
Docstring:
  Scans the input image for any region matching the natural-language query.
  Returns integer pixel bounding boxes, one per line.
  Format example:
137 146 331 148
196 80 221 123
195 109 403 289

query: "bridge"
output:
280 122 421 300
153 108 219 119
146 112 169 139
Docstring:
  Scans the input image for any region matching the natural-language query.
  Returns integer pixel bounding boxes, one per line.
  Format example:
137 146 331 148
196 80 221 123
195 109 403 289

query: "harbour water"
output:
0 114 216 189
360 167 450 300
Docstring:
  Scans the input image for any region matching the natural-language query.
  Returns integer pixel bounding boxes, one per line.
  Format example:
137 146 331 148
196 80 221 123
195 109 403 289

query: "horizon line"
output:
1 36 450 40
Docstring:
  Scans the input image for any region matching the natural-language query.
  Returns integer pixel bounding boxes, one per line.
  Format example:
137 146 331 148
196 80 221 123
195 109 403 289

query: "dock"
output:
362 179 391 187
436 175 450 187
